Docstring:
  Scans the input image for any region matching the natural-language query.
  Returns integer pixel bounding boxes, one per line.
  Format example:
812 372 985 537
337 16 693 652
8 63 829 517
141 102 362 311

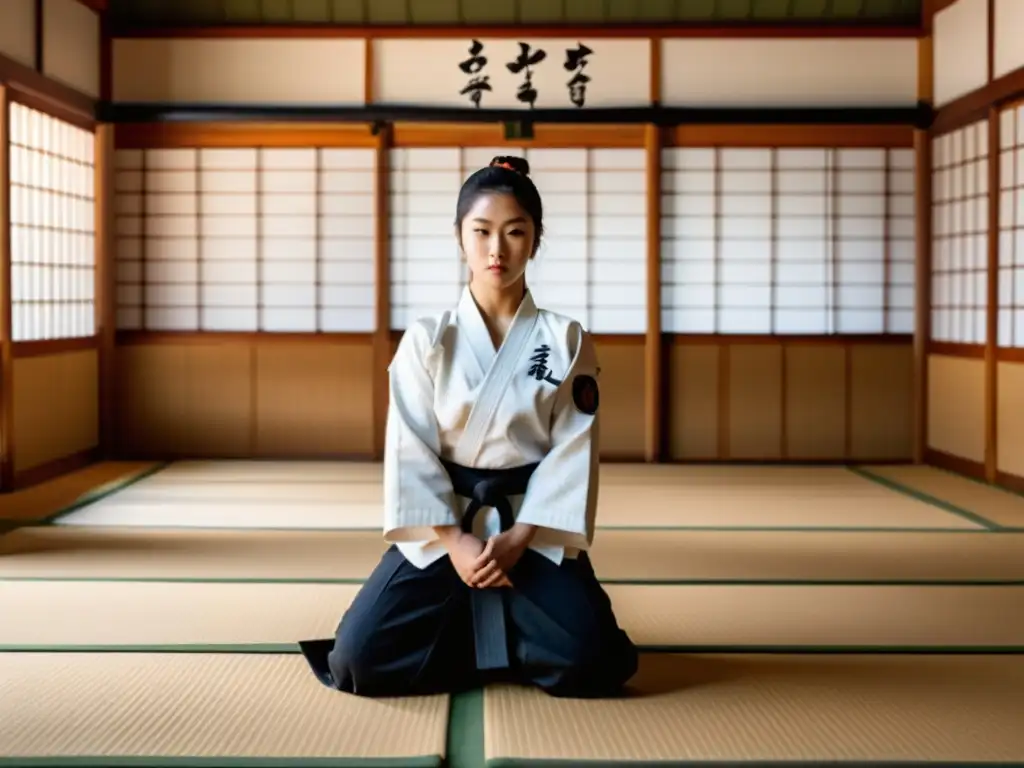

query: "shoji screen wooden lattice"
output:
8 101 96 341
660 146 916 335
114 147 376 332
999 103 1024 349
931 120 989 345
388 146 647 333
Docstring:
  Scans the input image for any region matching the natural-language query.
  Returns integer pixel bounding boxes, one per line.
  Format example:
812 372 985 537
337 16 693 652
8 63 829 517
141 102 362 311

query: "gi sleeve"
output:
382 320 459 543
514 322 600 552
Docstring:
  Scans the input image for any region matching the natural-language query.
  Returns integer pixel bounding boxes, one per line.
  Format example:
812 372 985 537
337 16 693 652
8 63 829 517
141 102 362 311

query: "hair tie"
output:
493 161 518 173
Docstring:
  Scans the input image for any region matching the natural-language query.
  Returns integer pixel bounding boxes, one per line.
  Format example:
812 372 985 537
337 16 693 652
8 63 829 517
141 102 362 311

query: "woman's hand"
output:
470 523 537 589
435 526 512 588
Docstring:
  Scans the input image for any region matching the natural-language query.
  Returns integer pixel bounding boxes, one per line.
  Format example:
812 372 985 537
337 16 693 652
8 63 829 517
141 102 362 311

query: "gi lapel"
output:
453 287 539 466
454 287 490 382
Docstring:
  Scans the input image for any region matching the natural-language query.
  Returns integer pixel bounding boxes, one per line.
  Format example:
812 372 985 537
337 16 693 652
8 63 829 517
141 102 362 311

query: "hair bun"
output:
489 155 531 177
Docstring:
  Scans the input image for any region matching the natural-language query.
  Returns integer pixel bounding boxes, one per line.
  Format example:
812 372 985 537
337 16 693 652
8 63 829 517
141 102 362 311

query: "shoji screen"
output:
389 146 647 333
660 145 914 334
8 101 95 341
999 103 1024 348
931 120 988 345
388 148 465 331
114 146 376 332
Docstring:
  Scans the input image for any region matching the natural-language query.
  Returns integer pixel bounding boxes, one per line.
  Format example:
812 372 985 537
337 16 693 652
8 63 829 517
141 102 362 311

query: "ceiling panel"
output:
108 0 922 27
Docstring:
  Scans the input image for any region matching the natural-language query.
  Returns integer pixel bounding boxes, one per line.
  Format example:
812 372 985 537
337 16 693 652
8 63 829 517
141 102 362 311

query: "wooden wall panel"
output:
728 345 783 460
926 353 986 464
785 344 846 459
996 361 1024 477
42 0 100 98
115 338 380 459
660 38 918 107
591 338 646 460
932 0 989 107
666 340 913 463
111 39 366 104
12 350 98 474
849 344 914 460
253 342 374 457
0 0 35 68
115 343 251 458
993 0 1024 80
667 344 719 459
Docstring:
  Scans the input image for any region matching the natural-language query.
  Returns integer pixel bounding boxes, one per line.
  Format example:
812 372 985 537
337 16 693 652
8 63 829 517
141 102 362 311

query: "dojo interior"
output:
1 0 1024 765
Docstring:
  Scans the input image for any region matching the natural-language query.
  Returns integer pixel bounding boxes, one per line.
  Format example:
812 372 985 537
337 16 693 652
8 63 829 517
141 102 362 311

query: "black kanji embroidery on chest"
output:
527 344 563 386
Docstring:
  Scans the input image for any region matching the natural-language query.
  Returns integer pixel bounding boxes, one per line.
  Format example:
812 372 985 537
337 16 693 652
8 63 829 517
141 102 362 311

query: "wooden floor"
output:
1 460 1023 767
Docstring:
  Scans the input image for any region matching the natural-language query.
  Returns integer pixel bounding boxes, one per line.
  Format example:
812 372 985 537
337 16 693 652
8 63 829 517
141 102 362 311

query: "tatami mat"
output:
864 464 1024 528
484 653 1024 765
0 652 447 766
3 525 1024 584
2 580 1022 650
49 463 979 531
0 461 160 525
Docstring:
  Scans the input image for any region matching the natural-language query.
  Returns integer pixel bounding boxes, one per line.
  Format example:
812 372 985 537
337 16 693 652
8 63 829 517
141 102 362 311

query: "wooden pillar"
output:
984 108 999 482
644 123 662 463
94 123 116 458
372 124 392 460
0 87 12 489
644 37 662 463
912 7 934 465
912 128 932 465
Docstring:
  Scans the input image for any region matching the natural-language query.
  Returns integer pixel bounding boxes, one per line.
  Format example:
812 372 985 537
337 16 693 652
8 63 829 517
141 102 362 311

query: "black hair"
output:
454 155 544 253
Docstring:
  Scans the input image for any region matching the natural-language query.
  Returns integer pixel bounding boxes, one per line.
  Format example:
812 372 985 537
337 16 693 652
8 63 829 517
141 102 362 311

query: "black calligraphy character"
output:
563 43 594 108
459 39 491 108
506 42 547 109
527 344 562 386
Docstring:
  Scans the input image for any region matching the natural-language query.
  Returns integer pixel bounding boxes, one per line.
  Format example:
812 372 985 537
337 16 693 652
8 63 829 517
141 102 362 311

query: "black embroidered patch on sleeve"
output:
572 374 599 415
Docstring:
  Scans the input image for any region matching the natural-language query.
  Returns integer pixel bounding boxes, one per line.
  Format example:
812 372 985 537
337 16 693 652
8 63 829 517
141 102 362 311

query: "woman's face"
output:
457 191 536 290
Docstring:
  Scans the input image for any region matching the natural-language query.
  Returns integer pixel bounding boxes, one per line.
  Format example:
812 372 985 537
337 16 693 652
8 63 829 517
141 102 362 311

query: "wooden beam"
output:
33 0 43 73
0 51 96 124
372 125 392 461
644 123 661 463
984 108 999 483
0 87 13 491
108 23 923 40
913 128 931 464
95 124 115 459
75 0 108 12
931 62 1024 134
644 36 662 463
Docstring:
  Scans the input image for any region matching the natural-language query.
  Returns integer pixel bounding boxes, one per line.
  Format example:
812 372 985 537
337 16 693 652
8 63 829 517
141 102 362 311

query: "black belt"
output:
441 459 538 671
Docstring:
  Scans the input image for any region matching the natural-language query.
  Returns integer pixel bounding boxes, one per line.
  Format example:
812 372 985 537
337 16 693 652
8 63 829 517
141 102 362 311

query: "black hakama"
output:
299 462 638 699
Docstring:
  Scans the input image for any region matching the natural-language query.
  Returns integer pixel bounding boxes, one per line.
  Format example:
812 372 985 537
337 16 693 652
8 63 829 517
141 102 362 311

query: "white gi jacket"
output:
382 286 601 569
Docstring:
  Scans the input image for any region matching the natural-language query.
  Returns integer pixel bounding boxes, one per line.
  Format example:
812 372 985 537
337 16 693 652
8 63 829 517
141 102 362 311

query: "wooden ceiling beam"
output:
107 22 924 39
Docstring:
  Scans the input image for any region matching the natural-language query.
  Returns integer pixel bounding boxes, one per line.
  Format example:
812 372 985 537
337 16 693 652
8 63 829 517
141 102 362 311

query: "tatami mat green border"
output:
0 760 440 768
6 575 1024 585
10 460 1021 536
484 761 1024 767
849 466 1004 530
0 462 172 535
3 643 1023 654
448 690 485 768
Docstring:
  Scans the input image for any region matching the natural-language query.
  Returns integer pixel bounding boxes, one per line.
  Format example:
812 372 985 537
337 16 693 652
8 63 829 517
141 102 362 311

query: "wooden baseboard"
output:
9 447 100 492
926 447 1024 495
662 457 912 465
109 450 377 462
